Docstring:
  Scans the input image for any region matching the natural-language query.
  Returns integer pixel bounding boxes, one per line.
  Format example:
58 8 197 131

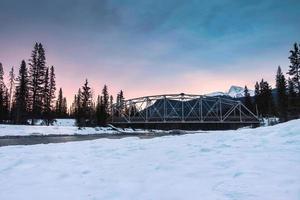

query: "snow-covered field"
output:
0 120 300 200
0 124 116 136
0 119 117 136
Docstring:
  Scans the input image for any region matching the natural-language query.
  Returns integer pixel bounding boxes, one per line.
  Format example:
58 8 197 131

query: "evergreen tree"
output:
56 88 64 117
102 85 109 114
109 95 113 116
288 43 300 94
75 89 82 127
96 85 110 126
14 60 29 124
8 67 15 113
95 95 102 125
259 79 274 117
42 67 52 125
3 88 10 121
254 82 260 115
77 79 93 127
276 66 288 121
70 94 77 117
0 63 5 123
28 43 47 124
62 97 68 116
244 85 253 112
287 78 299 118
49 66 56 114
116 90 125 116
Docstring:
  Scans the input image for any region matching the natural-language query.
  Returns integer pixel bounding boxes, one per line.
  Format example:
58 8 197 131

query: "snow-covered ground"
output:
0 119 154 136
0 119 299 199
26 118 76 126
52 118 76 126
0 123 116 136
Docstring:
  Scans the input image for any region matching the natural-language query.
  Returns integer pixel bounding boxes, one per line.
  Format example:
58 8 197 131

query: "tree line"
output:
0 42 299 126
0 43 68 125
68 80 125 127
243 42 300 122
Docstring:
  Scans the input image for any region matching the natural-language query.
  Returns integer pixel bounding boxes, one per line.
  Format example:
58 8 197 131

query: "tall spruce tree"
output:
3 88 9 121
287 78 299 118
276 66 288 121
95 95 102 125
14 60 29 124
8 67 15 114
42 67 52 125
62 97 68 116
74 89 82 127
254 82 260 115
96 85 110 126
0 63 5 123
109 95 113 116
49 66 56 113
28 43 47 124
259 79 274 117
78 79 93 127
288 43 300 94
102 85 109 113
244 85 253 112
70 94 77 116
116 90 125 116
56 88 64 117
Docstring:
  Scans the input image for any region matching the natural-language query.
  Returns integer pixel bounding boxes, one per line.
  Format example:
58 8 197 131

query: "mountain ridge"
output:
206 85 254 98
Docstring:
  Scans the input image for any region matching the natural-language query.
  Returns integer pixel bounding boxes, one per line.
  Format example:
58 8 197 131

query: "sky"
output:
0 0 300 103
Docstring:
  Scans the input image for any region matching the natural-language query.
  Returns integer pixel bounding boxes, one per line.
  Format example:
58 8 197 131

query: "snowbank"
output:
0 119 154 136
53 119 76 126
0 124 116 136
26 118 76 126
0 119 299 199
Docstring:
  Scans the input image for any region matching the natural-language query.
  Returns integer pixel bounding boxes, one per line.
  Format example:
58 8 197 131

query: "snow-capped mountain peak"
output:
206 85 254 98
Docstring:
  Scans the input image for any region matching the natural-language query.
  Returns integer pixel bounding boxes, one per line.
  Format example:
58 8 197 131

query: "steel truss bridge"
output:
111 93 260 130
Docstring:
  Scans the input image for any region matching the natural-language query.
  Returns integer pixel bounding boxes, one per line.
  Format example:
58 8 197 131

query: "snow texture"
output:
206 85 254 98
0 119 116 136
0 120 300 200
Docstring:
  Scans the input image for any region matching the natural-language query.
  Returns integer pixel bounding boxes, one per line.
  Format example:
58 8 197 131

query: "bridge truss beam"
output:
111 93 259 125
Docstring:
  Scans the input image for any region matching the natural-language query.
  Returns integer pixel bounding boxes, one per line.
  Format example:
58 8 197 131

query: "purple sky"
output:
0 0 299 104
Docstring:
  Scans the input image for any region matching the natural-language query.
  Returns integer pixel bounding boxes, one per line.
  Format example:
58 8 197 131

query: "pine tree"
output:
62 97 68 117
276 66 288 122
259 79 274 117
8 67 15 114
109 95 113 116
288 43 300 94
95 95 101 125
56 88 64 117
254 82 260 115
42 67 52 125
75 89 82 127
77 79 93 127
102 85 109 114
28 43 47 124
49 66 56 113
3 88 10 121
14 60 29 124
0 63 5 123
244 85 253 112
96 85 110 126
287 78 299 118
116 90 125 116
70 94 77 117
101 85 109 124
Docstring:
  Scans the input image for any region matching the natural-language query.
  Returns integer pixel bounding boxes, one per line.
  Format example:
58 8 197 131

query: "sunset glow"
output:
0 0 299 103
